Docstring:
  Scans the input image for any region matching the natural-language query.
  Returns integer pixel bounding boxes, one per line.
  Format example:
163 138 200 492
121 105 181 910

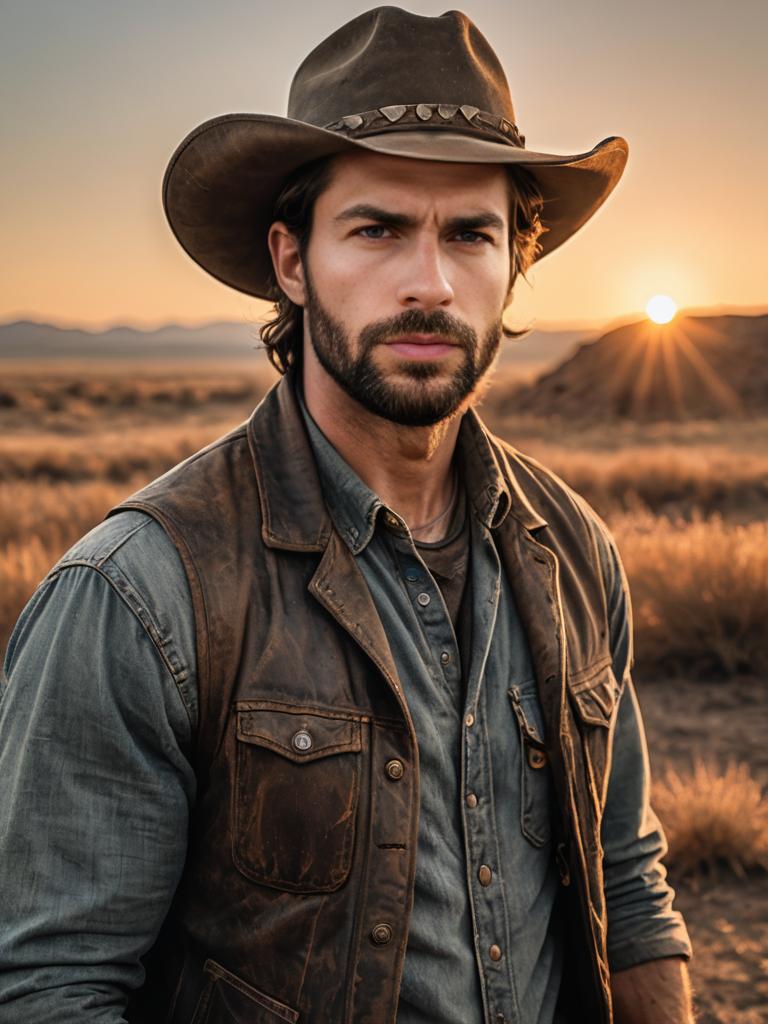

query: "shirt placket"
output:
387 512 519 1024
387 525 463 706
460 518 520 1024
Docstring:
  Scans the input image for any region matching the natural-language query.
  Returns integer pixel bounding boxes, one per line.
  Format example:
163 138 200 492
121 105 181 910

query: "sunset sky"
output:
2 0 766 331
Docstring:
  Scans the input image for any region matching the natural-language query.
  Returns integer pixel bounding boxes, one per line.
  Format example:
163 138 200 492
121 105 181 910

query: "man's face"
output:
301 151 512 427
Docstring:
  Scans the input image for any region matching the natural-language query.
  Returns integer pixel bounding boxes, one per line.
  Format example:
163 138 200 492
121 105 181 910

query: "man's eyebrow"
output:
333 204 506 233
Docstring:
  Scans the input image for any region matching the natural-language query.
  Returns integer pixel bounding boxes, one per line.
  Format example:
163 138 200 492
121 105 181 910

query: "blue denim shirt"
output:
0 401 691 1022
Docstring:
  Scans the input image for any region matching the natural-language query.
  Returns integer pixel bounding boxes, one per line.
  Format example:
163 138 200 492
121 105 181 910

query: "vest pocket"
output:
191 958 299 1023
508 684 551 847
233 703 363 893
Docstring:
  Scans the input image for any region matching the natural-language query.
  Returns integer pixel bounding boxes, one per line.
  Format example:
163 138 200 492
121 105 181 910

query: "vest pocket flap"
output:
568 658 619 727
236 706 362 763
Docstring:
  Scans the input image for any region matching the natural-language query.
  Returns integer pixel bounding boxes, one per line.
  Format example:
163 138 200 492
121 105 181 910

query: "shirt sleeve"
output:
595 522 693 971
0 519 197 1022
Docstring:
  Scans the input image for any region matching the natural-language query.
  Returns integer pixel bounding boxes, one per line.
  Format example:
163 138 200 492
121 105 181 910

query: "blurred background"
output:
1 2 767 1020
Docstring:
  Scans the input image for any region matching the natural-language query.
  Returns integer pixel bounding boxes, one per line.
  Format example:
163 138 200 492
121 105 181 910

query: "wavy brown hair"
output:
260 154 548 375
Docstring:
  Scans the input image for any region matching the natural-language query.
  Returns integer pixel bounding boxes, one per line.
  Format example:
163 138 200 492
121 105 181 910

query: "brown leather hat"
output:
163 6 629 299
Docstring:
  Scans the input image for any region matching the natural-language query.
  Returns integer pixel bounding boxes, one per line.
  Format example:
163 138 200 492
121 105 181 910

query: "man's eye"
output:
357 225 391 239
455 230 491 244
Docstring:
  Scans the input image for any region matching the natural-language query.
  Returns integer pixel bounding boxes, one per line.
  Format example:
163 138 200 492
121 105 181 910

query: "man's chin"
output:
354 384 471 428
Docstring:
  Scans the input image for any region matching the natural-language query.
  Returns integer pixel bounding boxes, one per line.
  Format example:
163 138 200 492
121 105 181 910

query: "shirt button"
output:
370 923 393 945
292 729 313 752
478 864 493 887
465 713 475 728
416 592 431 607
527 748 548 769
440 651 451 664
466 792 478 808
405 570 420 582
489 944 503 962
385 759 404 781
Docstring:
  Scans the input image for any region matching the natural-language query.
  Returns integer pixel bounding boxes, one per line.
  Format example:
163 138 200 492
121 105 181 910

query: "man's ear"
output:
267 222 306 305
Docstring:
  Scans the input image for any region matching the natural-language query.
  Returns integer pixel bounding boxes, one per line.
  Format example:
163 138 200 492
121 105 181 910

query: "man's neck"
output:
301 364 463 542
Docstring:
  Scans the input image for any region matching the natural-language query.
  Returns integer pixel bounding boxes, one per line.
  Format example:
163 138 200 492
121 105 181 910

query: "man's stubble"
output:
303 264 504 428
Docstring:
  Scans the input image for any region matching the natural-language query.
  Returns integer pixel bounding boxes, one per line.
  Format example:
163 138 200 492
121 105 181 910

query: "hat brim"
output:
163 112 628 299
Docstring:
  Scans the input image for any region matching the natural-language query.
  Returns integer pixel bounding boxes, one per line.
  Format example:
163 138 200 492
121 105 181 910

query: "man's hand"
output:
611 956 694 1024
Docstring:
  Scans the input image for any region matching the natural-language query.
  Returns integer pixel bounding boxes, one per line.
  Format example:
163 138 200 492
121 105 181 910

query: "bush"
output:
653 759 768 883
613 510 768 679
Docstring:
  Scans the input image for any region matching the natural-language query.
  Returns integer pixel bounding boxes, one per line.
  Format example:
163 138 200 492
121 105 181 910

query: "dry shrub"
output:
654 760 768 883
613 510 768 678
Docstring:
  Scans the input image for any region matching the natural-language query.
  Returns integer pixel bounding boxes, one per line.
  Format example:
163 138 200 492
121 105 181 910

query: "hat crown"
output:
287 7 517 129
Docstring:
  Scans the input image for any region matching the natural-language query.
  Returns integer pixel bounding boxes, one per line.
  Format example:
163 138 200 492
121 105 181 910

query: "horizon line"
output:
1 302 766 336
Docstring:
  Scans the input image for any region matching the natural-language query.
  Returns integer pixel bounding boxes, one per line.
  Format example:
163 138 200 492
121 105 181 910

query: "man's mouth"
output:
385 333 460 359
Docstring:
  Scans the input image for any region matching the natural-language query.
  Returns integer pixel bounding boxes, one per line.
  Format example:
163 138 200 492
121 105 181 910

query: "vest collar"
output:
248 370 547 551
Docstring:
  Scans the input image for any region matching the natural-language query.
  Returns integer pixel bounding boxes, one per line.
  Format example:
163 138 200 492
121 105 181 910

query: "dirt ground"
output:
638 679 768 1022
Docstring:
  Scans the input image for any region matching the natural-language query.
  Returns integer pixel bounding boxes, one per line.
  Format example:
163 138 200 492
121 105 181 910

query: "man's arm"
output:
612 957 694 1024
586 509 694 1022
0 514 196 1023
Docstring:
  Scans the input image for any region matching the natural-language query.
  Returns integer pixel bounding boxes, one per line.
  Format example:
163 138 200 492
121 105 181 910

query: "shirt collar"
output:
294 376 544 554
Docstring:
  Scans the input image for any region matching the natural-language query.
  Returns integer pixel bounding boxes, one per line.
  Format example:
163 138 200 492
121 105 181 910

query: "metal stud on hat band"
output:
324 102 526 148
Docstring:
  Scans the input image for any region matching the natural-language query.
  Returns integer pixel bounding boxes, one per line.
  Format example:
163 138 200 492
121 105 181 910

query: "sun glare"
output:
646 294 677 324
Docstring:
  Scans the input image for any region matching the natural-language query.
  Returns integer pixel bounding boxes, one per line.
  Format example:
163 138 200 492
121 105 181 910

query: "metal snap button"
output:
489 944 503 962
466 792 478 808
292 729 313 752
416 592 430 607
370 923 393 945
385 759 404 781
478 864 493 887
527 748 547 769
440 651 450 664
465 713 475 728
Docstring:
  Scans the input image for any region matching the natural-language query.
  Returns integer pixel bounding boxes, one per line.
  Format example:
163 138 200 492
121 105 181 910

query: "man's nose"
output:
396 236 455 309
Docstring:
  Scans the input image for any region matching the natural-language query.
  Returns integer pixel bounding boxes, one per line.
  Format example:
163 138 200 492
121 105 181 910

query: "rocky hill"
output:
509 313 768 420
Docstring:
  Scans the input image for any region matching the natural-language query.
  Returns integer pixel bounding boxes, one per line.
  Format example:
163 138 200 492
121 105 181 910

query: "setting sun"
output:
646 294 678 324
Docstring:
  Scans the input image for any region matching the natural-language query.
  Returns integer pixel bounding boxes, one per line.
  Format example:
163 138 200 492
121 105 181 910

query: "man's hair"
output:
260 154 547 375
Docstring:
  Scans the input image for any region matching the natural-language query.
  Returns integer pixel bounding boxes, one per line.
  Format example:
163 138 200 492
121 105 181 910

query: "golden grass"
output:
0 423 238 482
613 510 768 678
528 444 768 519
654 760 768 883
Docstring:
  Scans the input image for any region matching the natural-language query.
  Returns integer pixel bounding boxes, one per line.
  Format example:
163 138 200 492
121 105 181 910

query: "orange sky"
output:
1 0 766 330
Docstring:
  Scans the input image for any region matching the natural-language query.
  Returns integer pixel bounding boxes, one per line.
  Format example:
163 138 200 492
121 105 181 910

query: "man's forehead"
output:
321 150 509 214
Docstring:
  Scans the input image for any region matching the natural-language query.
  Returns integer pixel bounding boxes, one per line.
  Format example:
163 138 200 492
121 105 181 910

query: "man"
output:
0 7 692 1023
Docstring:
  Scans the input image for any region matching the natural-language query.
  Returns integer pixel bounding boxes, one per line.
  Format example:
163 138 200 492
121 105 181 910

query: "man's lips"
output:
385 333 460 359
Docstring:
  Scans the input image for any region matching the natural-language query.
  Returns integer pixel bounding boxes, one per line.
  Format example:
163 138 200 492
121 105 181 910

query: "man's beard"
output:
303 272 503 427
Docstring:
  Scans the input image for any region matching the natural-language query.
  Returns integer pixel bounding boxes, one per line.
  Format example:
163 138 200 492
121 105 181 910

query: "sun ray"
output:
669 325 743 416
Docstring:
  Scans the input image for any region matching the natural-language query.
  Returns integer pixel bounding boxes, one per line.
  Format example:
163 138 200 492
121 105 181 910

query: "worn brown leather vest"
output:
110 372 622 1024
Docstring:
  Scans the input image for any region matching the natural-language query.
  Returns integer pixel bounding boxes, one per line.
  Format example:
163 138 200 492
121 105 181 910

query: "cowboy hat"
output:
163 6 628 299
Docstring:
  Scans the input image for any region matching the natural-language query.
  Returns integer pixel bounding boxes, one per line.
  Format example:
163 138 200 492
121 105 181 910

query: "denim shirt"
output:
0 399 691 1023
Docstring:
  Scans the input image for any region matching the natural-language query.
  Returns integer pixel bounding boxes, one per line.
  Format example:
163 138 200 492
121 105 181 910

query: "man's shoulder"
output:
55 509 180 576
492 432 622 577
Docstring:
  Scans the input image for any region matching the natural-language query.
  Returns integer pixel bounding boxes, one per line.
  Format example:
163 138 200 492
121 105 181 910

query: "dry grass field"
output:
1 360 766 1021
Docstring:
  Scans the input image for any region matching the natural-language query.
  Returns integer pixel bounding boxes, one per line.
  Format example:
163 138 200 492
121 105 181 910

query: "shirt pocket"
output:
568 657 619 727
567 657 621 813
233 703 363 893
508 683 551 848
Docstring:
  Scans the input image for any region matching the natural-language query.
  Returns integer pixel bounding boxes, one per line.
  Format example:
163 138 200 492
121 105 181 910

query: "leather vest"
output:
110 372 621 1024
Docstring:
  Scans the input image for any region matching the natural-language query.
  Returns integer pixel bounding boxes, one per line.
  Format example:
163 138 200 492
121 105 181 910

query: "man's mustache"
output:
359 310 477 351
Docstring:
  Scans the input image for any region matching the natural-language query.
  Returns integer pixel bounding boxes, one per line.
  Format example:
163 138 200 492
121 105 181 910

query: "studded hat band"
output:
323 103 526 149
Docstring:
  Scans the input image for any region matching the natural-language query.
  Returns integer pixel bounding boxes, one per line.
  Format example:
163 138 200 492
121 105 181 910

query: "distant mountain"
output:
0 320 264 361
0 319 587 370
509 313 768 420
